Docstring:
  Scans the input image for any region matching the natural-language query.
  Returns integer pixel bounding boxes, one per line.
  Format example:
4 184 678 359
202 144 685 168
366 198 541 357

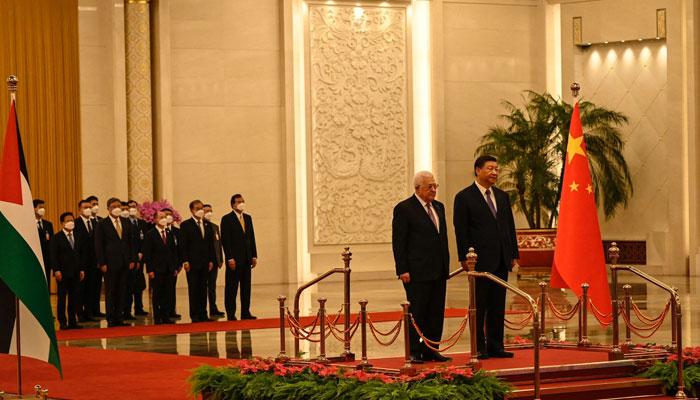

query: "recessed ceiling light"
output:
621 40 625 43
656 37 661 40
604 41 608 44
638 38 643 41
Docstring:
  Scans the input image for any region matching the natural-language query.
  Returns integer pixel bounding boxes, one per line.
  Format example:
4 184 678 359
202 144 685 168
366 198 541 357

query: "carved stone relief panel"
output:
308 5 409 245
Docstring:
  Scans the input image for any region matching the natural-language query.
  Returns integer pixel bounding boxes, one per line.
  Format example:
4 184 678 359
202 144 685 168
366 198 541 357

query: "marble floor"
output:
56 271 700 362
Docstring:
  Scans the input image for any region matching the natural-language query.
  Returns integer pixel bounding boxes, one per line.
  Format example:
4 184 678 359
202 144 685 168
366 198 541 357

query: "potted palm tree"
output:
476 90 633 275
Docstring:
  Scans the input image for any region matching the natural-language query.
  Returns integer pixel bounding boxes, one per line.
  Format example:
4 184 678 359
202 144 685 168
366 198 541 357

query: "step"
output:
497 359 637 384
507 376 664 400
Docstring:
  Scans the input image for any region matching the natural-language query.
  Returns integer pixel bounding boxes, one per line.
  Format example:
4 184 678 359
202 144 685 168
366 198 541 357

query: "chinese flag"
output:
550 102 612 326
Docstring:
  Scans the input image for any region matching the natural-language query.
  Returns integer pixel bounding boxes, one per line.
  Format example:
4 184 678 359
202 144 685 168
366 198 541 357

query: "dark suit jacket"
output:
180 217 216 269
50 230 85 278
210 222 223 266
142 228 179 274
37 219 54 267
453 183 519 272
220 211 257 268
74 216 97 269
94 216 137 269
392 195 450 282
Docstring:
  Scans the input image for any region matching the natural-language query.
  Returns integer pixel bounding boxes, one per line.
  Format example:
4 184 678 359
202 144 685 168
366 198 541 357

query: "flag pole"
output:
7 75 23 397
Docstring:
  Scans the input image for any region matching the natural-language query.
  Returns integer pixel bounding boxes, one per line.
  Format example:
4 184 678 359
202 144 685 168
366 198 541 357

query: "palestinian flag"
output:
0 99 62 376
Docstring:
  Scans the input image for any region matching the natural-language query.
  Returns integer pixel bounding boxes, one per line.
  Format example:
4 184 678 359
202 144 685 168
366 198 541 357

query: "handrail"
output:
608 242 686 399
466 248 541 400
293 247 353 359
448 248 478 279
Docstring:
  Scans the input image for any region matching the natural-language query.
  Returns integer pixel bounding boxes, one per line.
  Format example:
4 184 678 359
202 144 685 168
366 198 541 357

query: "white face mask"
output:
37 208 46 217
204 211 213 221
64 221 75 230
129 208 138 217
82 208 92 218
110 208 122 217
236 203 246 212
120 210 129 218
158 218 168 227
91 205 99 214
165 215 174 225
194 209 204 219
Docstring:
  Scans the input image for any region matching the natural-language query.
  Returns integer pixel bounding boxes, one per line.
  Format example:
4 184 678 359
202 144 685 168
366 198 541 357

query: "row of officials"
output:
36 194 258 329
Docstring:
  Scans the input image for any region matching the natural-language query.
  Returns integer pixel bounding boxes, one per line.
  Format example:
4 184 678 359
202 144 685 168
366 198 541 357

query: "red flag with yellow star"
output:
550 102 612 325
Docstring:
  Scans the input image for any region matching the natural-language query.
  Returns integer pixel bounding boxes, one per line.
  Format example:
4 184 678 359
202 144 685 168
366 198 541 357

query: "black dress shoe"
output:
134 310 149 316
59 323 69 330
115 321 130 327
93 312 107 317
227 315 237 321
198 317 214 322
424 351 452 362
489 350 514 358
408 354 424 364
171 313 182 319
79 315 97 322
211 310 225 316
162 319 174 324
123 313 136 320
476 352 490 360
241 315 257 320
68 324 83 330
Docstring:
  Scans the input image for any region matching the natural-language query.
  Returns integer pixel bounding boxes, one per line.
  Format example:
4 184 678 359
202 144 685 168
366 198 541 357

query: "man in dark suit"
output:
453 155 519 359
50 212 86 330
124 200 151 318
142 211 178 324
220 194 258 321
162 208 182 319
74 199 98 322
203 204 225 317
392 171 451 363
180 200 216 322
34 199 54 289
85 195 105 318
94 197 137 327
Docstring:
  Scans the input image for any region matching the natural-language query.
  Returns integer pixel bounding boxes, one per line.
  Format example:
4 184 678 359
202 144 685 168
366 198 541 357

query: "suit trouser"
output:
56 276 80 325
124 267 146 314
402 279 447 355
87 267 103 315
152 271 172 322
104 266 129 324
207 265 220 313
186 266 208 320
43 258 52 293
170 273 179 314
224 266 252 318
475 264 509 354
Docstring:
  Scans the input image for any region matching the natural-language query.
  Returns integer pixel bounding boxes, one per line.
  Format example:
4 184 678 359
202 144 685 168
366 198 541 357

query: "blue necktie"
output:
485 189 497 219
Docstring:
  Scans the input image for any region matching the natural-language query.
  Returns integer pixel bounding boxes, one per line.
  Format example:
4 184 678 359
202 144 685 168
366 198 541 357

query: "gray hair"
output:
413 171 435 188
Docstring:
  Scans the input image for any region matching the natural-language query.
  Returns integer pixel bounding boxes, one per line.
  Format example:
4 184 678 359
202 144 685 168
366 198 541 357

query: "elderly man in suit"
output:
180 200 216 322
453 155 519 359
50 212 86 330
94 197 137 327
142 211 179 324
392 171 451 364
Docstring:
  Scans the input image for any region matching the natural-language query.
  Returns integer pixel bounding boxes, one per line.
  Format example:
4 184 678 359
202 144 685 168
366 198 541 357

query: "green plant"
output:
476 91 632 228
640 362 700 397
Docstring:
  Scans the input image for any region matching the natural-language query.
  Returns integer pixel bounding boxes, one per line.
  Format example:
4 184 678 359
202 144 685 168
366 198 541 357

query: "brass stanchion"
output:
276 295 288 361
675 297 687 399
357 299 372 371
341 247 355 361
317 297 328 364
623 284 633 349
399 301 415 375
579 283 590 347
671 288 678 353
609 243 623 359
539 281 548 346
466 248 479 367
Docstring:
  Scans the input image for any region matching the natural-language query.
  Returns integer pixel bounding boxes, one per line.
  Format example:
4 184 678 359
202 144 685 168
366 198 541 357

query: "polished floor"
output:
55 271 700 361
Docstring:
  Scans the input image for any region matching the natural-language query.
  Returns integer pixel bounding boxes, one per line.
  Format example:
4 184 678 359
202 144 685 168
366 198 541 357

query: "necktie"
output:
426 203 438 232
485 189 497 219
197 220 204 238
115 218 122 239
38 220 42 231
87 219 93 234
161 230 167 245
68 232 74 249
239 214 245 233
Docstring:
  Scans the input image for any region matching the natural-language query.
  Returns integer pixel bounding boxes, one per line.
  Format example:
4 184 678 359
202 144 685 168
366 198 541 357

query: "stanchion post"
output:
341 247 354 361
399 301 416 376
466 248 479 368
318 297 329 364
539 281 547 346
579 283 590 347
675 297 687 399
623 284 632 349
671 288 678 353
276 295 288 361
609 242 623 359
358 299 372 371
533 306 541 400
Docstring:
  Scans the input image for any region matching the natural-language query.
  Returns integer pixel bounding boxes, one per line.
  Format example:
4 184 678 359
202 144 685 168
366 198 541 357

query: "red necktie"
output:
161 230 167 245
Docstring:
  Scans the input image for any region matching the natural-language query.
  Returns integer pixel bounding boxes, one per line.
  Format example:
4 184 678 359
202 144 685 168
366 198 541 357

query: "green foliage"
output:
188 365 512 400
476 90 632 228
640 362 700 397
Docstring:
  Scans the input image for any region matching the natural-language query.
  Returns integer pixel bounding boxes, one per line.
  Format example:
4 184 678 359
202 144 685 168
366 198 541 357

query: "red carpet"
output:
57 307 485 341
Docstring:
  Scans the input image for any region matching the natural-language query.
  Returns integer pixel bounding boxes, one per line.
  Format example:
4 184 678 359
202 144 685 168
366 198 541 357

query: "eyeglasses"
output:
423 184 439 190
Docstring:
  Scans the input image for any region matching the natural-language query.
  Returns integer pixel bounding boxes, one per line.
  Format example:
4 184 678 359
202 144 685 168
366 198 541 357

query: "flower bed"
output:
188 358 512 400
638 346 700 397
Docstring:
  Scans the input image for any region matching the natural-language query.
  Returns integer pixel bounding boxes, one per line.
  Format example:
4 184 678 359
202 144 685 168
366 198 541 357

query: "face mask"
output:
82 208 92 218
236 203 246 212
37 208 46 217
165 215 174 224
204 212 213 221
110 208 122 217
158 218 168 227
91 205 99 214
64 221 75 230
194 209 204 219
129 208 138 217
120 210 129 218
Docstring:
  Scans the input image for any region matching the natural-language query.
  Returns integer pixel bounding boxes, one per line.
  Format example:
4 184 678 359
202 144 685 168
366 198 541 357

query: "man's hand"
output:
129 262 135 270
252 258 257 269
80 271 85 281
399 272 410 284
138 253 143 261
55 271 62 282
461 260 474 272
510 259 519 273
183 262 190 272
208 262 213 271
101 265 107 273
148 272 155 279
174 269 179 277
228 259 236 271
